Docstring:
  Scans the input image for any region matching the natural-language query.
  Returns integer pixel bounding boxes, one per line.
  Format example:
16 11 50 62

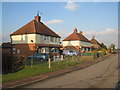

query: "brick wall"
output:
13 44 36 57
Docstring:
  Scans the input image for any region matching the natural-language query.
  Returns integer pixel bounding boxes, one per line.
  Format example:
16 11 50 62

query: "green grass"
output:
82 52 104 56
2 56 94 83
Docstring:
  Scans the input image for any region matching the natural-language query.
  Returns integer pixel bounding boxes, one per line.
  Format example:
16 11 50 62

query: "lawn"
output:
2 55 95 83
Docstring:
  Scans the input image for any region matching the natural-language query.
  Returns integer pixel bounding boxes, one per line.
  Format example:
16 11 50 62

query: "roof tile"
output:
10 20 60 38
63 31 90 42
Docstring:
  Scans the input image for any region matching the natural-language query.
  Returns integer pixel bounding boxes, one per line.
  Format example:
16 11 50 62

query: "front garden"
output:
2 52 105 84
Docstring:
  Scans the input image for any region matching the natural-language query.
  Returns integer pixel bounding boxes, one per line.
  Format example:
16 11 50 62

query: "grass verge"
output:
2 56 96 83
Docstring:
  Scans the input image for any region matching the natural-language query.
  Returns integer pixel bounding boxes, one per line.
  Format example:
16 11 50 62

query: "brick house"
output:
90 36 101 50
10 14 61 57
62 28 92 54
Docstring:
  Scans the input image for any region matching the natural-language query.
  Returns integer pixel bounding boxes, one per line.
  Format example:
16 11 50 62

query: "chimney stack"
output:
74 28 78 33
34 11 41 22
92 36 95 39
79 31 83 35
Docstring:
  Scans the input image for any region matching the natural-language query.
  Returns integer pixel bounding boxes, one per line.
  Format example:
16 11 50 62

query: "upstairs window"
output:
44 36 49 41
51 37 54 42
54 37 57 42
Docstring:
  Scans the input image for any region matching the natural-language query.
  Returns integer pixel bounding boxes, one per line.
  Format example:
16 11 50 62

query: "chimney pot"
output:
79 31 83 35
34 15 41 22
92 36 95 39
74 28 77 33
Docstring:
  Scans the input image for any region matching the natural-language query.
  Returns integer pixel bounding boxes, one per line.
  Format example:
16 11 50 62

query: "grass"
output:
2 55 95 83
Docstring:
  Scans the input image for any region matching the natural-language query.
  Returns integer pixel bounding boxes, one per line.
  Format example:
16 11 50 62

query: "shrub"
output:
100 49 107 55
2 55 25 74
12 56 25 72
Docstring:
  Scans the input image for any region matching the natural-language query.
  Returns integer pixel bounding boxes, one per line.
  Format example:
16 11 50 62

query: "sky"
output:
1 1 118 48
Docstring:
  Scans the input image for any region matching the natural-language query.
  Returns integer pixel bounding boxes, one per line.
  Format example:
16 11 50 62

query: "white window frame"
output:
13 48 16 54
17 49 20 54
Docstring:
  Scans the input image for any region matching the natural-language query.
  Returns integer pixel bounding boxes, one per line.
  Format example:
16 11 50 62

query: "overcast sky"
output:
1 1 118 48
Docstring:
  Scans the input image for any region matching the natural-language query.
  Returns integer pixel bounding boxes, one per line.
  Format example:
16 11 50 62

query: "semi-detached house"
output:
62 28 92 54
10 14 61 57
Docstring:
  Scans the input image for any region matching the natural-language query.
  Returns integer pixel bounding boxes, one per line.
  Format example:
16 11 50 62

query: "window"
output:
55 37 57 42
44 36 49 41
13 48 16 54
45 48 49 53
17 49 20 54
41 35 44 40
51 48 58 53
23 35 25 41
51 37 54 42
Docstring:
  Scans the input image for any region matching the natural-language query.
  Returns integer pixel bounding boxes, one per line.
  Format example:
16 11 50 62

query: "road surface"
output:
22 54 118 88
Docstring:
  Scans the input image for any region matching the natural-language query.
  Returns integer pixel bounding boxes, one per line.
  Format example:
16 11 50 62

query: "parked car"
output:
28 53 49 61
110 50 117 54
63 50 78 56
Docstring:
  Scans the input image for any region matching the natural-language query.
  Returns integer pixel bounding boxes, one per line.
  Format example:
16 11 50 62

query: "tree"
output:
109 44 115 50
100 43 107 50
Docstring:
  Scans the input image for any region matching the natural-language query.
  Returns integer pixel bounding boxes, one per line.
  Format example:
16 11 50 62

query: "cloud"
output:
45 19 63 25
84 28 118 48
64 1 80 12
84 28 118 35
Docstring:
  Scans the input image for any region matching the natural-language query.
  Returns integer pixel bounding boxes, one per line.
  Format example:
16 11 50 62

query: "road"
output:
22 54 118 88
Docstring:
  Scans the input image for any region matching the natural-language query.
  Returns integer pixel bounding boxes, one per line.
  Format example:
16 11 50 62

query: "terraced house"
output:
62 28 92 54
10 13 61 57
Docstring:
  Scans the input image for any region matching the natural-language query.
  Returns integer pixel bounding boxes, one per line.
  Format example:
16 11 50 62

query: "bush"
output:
2 55 25 74
100 49 107 55
12 56 25 72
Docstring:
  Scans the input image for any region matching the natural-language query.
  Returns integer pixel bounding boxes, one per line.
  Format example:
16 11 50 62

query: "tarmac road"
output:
23 54 118 88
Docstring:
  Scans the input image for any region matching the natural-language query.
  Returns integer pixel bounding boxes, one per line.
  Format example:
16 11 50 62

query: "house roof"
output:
63 46 80 53
1 42 12 48
10 17 61 38
63 28 90 42
90 36 100 45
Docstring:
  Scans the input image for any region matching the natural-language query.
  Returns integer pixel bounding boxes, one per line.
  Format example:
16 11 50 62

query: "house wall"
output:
92 44 100 49
35 34 60 45
62 41 80 46
12 44 36 57
2 48 12 55
11 34 60 45
62 40 91 47
80 41 91 47
11 34 36 44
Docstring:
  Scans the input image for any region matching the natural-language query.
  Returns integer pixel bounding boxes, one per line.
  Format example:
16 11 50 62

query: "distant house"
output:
1 42 12 55
62 28 92 55
90 36 101 50
10 13 61 57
